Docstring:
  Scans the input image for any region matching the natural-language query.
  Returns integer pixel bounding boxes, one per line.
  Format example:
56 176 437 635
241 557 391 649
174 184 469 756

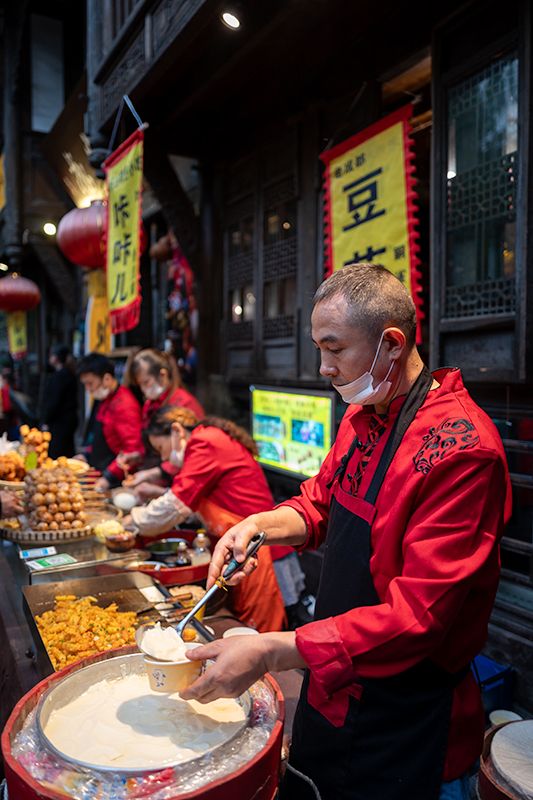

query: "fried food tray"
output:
22 572 168 676
23 571 214 677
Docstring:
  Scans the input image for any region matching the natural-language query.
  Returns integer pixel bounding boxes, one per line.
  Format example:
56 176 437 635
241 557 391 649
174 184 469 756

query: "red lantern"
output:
0 274 41 312
57 200 106 268
57 199 147 269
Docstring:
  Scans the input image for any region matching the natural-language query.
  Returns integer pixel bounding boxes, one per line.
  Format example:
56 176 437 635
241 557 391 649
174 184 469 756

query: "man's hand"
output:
95 476 110 492
72 453 88 463
207 516 263 590
116 451 142 472
125 467 162 488
181 632 305 704
207 507 308 590
0 490 23 518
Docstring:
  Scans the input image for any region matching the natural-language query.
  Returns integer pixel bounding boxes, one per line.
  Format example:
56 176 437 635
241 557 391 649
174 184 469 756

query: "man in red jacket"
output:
182 264 512 800
77 353 143 490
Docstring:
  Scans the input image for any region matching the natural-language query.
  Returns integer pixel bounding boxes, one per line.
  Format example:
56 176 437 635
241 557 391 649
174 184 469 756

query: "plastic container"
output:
472 655 515 715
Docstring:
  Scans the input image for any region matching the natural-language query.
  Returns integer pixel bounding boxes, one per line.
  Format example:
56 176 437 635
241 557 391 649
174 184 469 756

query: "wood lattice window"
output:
444 55 518 319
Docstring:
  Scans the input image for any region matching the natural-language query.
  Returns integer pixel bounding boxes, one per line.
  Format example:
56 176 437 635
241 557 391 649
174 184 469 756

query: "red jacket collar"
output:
348 367 464 429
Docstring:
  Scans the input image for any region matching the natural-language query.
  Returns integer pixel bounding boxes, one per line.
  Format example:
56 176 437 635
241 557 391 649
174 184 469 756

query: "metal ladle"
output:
136 531 266 659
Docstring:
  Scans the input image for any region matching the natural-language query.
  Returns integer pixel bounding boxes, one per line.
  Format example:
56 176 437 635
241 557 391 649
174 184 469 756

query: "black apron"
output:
281 368 466 800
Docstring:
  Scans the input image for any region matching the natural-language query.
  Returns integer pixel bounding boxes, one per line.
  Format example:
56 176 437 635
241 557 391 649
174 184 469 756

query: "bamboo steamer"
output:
2 646 285 800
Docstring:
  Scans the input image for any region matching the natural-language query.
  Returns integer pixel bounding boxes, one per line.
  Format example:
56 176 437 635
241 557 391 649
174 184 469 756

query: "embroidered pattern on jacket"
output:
413 418 480 474
346 414 388 495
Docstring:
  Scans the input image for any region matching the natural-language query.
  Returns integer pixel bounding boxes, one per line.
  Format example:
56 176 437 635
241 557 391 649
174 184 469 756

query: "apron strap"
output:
364 366 433 506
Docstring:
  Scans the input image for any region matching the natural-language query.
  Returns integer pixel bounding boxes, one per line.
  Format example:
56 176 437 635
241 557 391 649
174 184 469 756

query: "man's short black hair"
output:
77 353 115 379
313 263 417 348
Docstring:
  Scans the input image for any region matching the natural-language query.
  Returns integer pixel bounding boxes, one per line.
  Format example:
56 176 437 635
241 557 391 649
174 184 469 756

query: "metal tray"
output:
36 652 252 774
23 572 167 675
23 572 215 675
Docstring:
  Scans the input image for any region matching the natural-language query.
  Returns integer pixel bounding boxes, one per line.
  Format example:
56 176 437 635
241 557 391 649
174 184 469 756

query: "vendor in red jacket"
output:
181 264 512 800
120 348 204 500
127 406 286 633
77 353 143 491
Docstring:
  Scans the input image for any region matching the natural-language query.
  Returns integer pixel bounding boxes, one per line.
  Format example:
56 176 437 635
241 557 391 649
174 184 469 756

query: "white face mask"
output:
92 385 111 401
169 448 184 468
334 331 395 406
144 383 165 401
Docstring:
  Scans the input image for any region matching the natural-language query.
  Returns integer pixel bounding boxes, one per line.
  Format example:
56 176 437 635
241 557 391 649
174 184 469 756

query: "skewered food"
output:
24 463 86 532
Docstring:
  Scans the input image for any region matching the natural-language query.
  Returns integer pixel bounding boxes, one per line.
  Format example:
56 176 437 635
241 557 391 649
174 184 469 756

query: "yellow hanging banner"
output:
104 127 144 334
320 105 423 341
7 311 27 359
85 295 112 354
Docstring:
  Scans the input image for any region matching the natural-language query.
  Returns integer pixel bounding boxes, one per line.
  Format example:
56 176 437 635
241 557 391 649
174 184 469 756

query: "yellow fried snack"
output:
35 595 137 671
0 451 25 482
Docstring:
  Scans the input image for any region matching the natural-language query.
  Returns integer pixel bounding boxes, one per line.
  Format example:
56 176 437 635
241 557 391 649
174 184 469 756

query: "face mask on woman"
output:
144 382 165 401
169 448 184 468
169 426 186 468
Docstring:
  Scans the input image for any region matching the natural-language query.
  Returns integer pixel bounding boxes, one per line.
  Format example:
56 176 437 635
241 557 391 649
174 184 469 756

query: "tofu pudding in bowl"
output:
139 623 202 693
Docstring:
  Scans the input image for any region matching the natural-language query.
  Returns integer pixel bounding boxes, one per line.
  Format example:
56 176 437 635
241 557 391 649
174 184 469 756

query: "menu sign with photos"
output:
251 385 335 479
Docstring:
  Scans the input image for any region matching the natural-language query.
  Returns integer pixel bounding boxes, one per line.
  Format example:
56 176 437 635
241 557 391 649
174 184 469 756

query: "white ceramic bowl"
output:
222 626 259 638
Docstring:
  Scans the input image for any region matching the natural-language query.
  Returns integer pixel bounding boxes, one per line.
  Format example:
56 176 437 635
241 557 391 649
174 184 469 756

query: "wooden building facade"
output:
85 0 533 707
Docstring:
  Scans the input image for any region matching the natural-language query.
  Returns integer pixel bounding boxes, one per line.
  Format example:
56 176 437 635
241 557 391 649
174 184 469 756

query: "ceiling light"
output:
221 11 241 29
43 222 57 236
0 263 8 272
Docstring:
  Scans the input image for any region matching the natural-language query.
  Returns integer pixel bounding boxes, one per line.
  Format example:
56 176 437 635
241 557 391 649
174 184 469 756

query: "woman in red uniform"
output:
128 406 286 633
126 348 204 424
121 349 204 499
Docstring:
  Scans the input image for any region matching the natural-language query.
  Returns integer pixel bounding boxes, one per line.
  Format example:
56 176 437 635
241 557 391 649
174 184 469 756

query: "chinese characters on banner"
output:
103 128 144 334
320 105 423 341
7 311 27 359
